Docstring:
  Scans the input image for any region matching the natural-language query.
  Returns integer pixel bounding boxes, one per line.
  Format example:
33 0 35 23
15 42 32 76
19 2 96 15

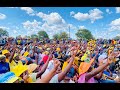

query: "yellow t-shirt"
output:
17 40 21 45
73 57 80 67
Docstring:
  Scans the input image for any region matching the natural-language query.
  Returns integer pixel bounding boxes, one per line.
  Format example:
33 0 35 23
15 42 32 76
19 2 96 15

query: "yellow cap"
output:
2 50 10 55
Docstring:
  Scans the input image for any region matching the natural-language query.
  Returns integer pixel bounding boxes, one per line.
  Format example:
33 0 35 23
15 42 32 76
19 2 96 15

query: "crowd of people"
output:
0 37 120 83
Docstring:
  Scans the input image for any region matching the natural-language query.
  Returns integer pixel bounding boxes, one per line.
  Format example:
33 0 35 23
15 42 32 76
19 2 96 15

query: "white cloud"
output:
70 11 75 16
109 18 120 31
36 12 66 25
79 25 86 29
0 26 9 30
20 7 35 16
0 13 6 20
22 20 42 35
72 12 89 21
89 8 103 23
107 18 120 37
22 12 78 38
116 7 120 13
71 8 103 23
106 9 112 14
13 30 17 34
36 12 77 38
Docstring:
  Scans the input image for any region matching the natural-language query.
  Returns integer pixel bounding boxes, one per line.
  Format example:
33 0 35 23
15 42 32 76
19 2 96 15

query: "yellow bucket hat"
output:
11 64 28 77
2 50 10 55
28 64 38 74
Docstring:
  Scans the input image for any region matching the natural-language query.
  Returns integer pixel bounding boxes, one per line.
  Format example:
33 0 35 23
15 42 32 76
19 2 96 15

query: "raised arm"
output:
85 54 114 82
58 50 77 82
9 44 16 63
35 60 60 83
36 54 53 78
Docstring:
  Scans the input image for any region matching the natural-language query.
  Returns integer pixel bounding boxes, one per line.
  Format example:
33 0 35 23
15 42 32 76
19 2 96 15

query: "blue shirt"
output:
67 67 75 78
0 62 10 74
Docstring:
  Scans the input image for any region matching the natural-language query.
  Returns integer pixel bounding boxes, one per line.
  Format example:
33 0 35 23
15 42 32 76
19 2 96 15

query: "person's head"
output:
0 55 6 63
2 50 10 58
14 54 19 61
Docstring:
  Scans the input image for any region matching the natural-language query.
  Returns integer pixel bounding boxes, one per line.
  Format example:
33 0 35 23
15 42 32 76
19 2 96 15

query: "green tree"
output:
114 36 120 40
38 30 49 40
31 34 38 39
53 32 68 40
25 35 31 39
60 32 68 39
53 33 60 40
75 29 94 40
0 28 9 37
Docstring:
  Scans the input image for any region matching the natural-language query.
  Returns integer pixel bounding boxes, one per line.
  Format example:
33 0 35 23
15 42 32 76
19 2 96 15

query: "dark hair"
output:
26 60 33 65
63 55 70 61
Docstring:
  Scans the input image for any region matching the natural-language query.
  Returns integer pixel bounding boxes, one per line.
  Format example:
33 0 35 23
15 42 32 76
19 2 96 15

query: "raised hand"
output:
53 60 60 71
107 54 114 64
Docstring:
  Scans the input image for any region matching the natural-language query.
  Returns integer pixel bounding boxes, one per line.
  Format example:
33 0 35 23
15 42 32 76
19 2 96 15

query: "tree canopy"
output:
38 30 49 40
53 32 68 40
31 34 38 39
75 29 94 40
114 36 120 40
0 28 9 37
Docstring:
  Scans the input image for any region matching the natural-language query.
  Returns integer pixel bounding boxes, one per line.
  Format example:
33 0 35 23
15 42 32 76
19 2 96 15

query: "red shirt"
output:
43 55 49 64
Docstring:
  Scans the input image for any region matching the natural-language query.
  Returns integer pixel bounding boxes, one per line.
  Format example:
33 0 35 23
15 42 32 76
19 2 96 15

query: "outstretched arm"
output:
9 44 16 63
85 54 114 82
58 50 77 82
36 54 53 78
35 60 60 83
